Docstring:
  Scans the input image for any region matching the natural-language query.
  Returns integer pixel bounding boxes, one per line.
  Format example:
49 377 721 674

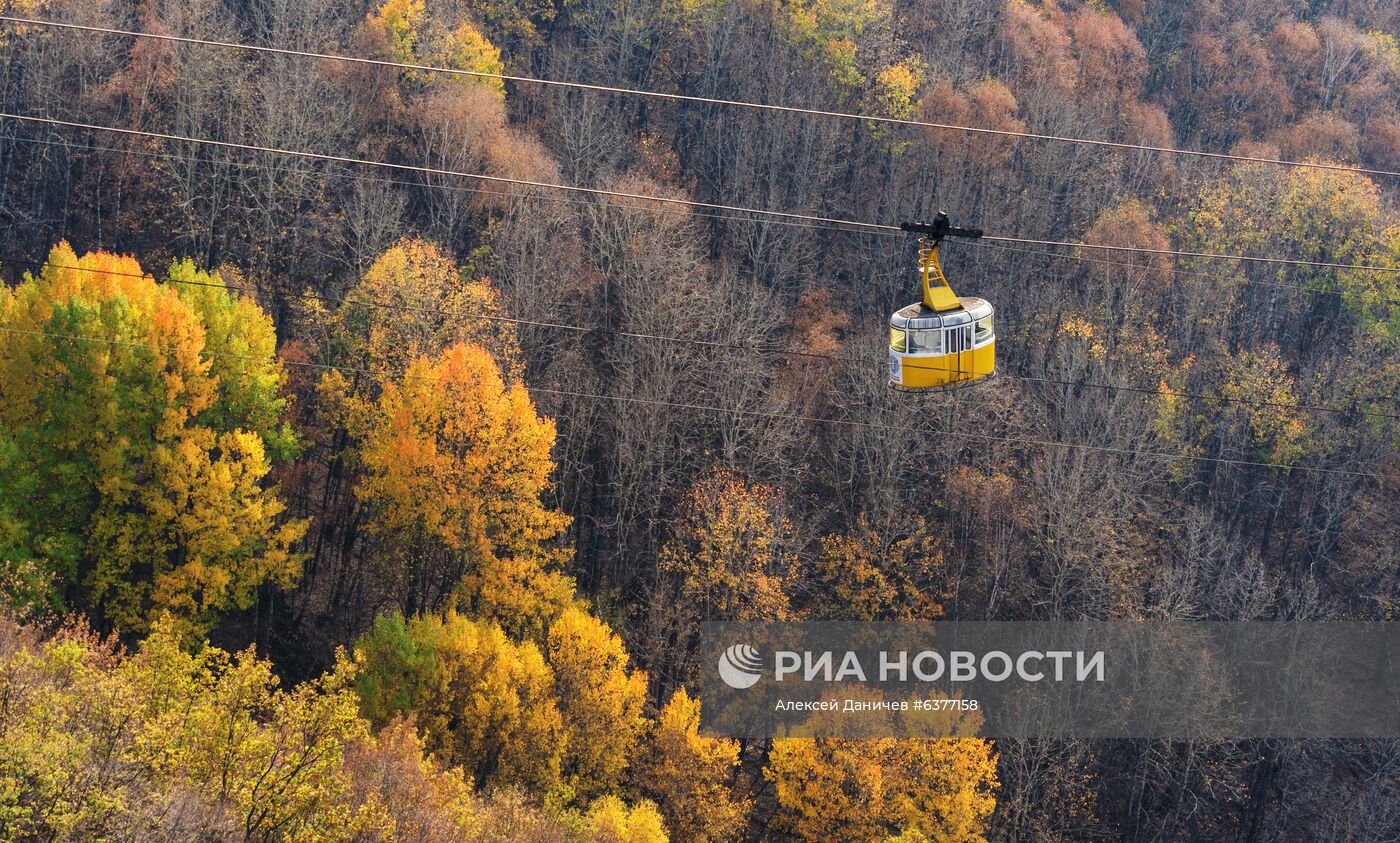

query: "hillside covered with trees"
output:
0 0 1397 840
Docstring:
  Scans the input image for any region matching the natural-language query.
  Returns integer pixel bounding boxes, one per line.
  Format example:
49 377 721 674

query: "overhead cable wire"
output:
969 239 1391 301
0 132 863 234
0 113 893 232
5 113 1400 278
6 255 1394 422
979 234 1400 276
4 131 1394 409
0 323 1381 480
11 132 1387 299
5 14 1400 181
527 384 1385 481
13 129 1400 313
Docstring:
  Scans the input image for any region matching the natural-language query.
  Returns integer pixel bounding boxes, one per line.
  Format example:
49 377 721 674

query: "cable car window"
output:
974 316 993 344
907 329 942 354
945 327 966 354
889 327 906 353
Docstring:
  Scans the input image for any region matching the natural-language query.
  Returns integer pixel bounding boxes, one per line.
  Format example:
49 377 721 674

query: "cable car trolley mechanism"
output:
888 212 995 392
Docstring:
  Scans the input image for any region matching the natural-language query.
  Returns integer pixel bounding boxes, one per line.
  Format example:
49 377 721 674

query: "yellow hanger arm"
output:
920 241 962 311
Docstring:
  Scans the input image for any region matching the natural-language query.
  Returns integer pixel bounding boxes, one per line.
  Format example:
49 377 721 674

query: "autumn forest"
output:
0 0 1397 840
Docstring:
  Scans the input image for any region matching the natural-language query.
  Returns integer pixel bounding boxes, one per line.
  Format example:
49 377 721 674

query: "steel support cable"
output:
0 113 891 232
11 129 1400 328
0 324 1382 480
8 130 1397 312
3 125 1394 412
970 239 1400 304
5 256 1395 421
15 132 1396 299
5 113 1400 277
979 234 1400 276
0 134 859 234
4 14 1399 181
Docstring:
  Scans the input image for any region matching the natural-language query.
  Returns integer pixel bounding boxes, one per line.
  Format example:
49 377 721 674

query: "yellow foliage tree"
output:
309 237 522 384
875 58 925 119
775 0 895 91
445 21 507 95
765 735 998 842
658 470 796 624
765 737 889 841
369 0 425 65
1218 345 1313 464
366 0 507 98
585 795 670 843
546 606 649 800
0 615 580 840
633 688 749 842
354 610 566 796
0 243 303 634
332 341 571 624
1181 162 1396 338
0 618 379 839
811 516 944 620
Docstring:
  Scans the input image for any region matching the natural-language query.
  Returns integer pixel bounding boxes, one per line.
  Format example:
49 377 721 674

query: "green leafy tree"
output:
0 244 303 634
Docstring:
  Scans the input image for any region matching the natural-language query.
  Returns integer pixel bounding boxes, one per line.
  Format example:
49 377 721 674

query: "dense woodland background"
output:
0 0 1398 840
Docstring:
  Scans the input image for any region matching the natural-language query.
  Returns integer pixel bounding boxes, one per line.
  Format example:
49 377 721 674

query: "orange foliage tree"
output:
325 341 571 625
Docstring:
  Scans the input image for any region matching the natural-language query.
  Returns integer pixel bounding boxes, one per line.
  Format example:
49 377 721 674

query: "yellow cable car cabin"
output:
889 214 995 391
